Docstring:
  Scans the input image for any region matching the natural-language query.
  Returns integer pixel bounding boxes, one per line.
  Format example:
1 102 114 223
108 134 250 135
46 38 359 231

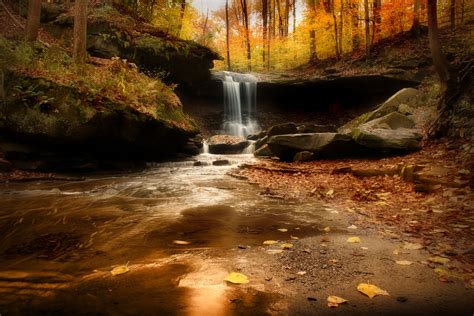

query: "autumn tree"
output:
25 0 41 41
73 0 88 65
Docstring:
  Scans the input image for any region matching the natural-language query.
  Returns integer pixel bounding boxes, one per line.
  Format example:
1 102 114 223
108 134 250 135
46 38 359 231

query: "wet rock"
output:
208 135 249 154
255 136 269 150
267 123 298 137
212 159 230 166
267 133 364 161
293 151 314 162
254 144 273 157
247 130 266 140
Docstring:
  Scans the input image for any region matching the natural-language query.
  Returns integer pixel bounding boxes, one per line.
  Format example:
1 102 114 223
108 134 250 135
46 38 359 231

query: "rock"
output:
0 158 12 171
361 112 416 130
339 88 419 133
255 136 269 150
353 127 422 151
207 135 249 154
212 159 230 166
267 123 298 137
353 111 422 151
297 124 337 133
0 73 197 163
254 144 273 157
52 6 221 86
398 103 414 115
247 130 266 140
267 133 364 161
293 151 314 162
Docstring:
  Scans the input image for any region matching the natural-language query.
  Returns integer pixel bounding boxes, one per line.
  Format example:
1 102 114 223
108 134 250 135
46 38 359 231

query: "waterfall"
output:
214 71 259 138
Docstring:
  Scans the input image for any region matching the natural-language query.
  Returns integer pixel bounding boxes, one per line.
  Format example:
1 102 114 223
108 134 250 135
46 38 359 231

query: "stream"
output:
0 153 334 315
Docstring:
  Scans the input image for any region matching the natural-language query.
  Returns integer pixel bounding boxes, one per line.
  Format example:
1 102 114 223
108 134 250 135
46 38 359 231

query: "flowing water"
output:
214 71 260 138
0 154 331 314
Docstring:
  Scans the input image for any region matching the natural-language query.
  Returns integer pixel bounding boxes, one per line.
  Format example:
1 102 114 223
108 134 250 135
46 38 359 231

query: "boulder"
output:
255 136 269 150
208 135 249 154
267 123 298 137
267 133 363 161
247 130 266 141
212 159 230 166
339 88 419 133
353 128 422 151
352 112 422 151
297 124 337 133
398 103 414 115
254 144 273 157
293 151 314 162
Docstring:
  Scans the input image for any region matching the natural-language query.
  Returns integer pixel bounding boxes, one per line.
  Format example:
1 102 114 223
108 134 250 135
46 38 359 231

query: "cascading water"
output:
213 71 259 138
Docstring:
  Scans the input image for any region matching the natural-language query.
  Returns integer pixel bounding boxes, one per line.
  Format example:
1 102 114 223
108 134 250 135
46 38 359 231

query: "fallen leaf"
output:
458 169 470 175
357 283 389 299
297 271 307 275
396 260 413 266
277 228 288 232
224 272 249 284
428 256 450 264
361 246 369 250
347 237 361 243
327 295 348 307
323 226 331 232
111 265 130 276
326 189 334 197
393 248 400 255
280 243 293 249
263 240 279 245
347 225 358 229
291 236 299 240
402 242 423 250
173 240 190 245
267 249 284 254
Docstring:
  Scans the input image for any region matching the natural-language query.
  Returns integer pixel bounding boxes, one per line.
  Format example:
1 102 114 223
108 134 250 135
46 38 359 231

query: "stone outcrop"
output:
207 135 249 154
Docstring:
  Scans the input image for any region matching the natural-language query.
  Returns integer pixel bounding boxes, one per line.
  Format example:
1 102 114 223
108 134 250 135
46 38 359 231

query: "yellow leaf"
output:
396 260 413 265
357 283 389 299
267 249 284 254
263 240 279 245
428 256 450 264
323 226 331 232
277 228 288 232
393 248 400 255
327 295 348 307
434 267 449 277
173 240 190 245
111 265 130 276
290 236 299 240
297 271 307 275
402 242 423 250
280 243 293 249
326 189 334 197
224 272 249 284
347 237 361 243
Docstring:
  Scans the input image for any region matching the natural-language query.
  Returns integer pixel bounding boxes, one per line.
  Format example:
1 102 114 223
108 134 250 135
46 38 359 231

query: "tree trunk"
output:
0 70 4 101
339 0 343 56
413 0 420 35
364 0 370 56
428 0 450 88
73 0 88 65
25 0 41 42
262 0 268 66
226 0 231 71
351 0 360 50
373 0 381 40
293 0 296 33
176 0 186 37
450 0 456 30
241 0 252 71
308 0 318 62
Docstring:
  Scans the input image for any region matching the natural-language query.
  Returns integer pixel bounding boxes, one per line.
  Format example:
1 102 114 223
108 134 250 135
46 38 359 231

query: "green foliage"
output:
0 36 196 131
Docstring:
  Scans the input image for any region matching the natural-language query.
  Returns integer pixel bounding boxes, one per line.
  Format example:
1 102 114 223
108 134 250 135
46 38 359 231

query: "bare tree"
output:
450 0 456 30
364 0 370 56
73 0 88 65
25 0 41 41
413 0 420 35
308 0 318 62
240 0 252 70
428 0 451 88
262 0 268 66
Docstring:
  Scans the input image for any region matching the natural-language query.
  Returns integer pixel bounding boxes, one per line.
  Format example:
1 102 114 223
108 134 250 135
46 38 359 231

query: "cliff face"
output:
50 5 222 86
